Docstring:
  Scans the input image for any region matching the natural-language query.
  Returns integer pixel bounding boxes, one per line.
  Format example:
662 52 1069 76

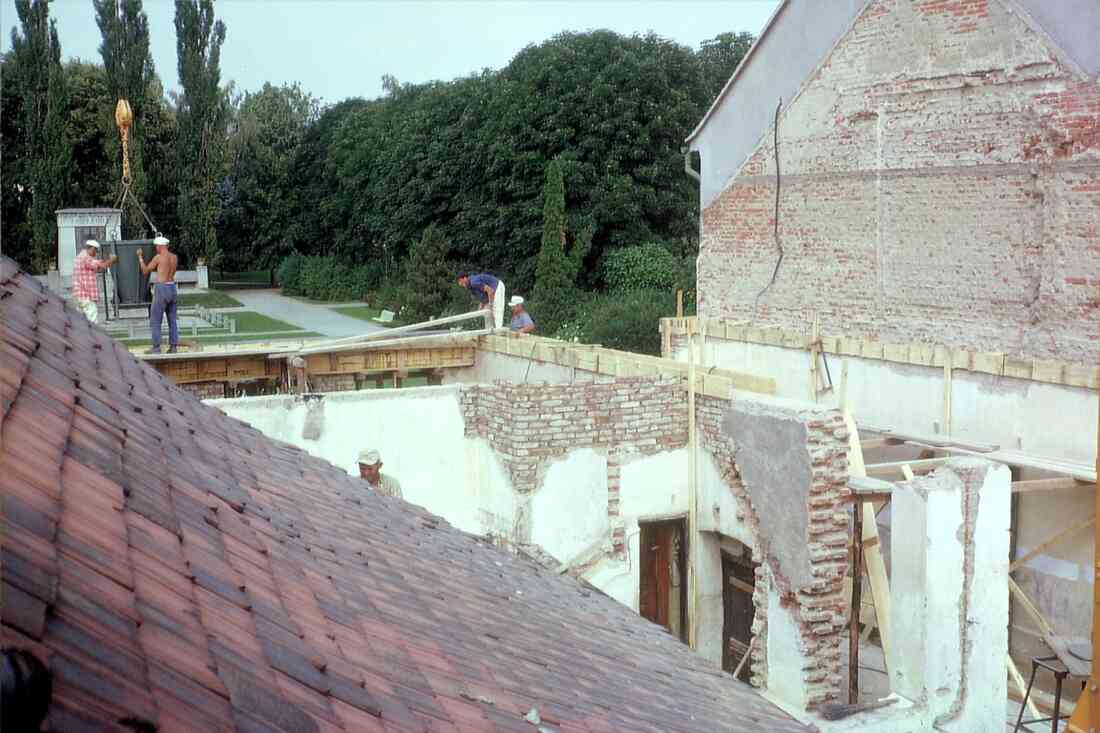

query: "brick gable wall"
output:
699 0 1100 363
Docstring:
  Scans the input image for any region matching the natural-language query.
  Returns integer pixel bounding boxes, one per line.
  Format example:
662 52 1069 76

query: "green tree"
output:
220 82 318 269
174 0 227 265
1 52 32 268
532 159 590 333
95 0 155 236
65 62 115 210
697 31 755 100
9 0 71 271
402 224 454 323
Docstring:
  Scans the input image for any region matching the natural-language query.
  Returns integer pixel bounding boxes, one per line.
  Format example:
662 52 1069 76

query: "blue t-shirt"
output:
467 273 499 302
510 311 534 331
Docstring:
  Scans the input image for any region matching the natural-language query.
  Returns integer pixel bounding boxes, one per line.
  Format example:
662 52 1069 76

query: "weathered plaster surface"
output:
889 459 1010 732
696 0 1100 363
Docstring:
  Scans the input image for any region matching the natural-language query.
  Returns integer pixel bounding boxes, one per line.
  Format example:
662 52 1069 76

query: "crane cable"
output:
112 98 159 236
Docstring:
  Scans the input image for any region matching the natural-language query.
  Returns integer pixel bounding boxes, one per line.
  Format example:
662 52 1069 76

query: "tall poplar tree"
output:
174 0 226 264
95 0 154 235
10 0 70 270
532 158 590 334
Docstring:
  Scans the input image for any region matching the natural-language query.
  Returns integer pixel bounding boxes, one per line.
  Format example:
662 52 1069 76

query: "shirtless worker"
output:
137 235 179 354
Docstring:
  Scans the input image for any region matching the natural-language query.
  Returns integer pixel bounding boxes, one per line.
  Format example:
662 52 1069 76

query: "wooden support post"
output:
849 499 863 704
942 359 953 436
844 410 894 684
810 312 820 404
687 319 698 649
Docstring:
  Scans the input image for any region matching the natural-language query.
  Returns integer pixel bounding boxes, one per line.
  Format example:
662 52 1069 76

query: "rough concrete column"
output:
889 458 1010 731
197 263 209 289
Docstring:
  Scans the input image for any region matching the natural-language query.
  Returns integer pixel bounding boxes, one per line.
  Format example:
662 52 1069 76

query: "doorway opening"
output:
722 548 758 682
639 518 688 644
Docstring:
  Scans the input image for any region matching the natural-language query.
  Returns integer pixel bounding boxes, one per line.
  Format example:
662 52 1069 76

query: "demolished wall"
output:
696 0 1100 363
214 376 851 711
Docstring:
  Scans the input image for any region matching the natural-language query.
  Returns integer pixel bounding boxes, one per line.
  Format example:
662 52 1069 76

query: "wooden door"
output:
639 519 688 643
722 551 757 681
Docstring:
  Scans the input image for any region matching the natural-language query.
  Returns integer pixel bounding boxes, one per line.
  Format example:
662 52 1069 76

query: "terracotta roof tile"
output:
0 259 812 732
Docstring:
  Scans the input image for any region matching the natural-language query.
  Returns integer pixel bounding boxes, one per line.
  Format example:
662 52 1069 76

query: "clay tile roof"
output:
0 256 811 732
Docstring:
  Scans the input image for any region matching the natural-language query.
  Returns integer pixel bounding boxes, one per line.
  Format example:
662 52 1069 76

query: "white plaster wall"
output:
766 585 809 711
585 549 636 610
213 386 491 534
619 449 690 521
678 338 1098 466
443 349 594 386
531 449 609 565
696 448 756 548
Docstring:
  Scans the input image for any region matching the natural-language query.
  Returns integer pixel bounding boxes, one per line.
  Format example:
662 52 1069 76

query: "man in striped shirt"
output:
71 240 118 323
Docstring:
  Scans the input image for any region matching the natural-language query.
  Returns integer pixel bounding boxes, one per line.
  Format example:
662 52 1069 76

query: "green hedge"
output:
277 254 384 302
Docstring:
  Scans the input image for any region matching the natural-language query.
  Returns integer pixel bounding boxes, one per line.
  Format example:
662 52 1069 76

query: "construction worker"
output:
137 235 179 353
71 239 118 323
457 272 505 329
509 295 535 334
357 449 403 499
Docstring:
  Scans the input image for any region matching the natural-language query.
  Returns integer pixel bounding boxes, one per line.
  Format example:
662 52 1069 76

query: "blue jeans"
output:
150 283 178 351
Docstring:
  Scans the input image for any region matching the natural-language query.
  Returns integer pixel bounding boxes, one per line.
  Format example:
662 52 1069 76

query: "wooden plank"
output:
1010 515 1095 572
866 457 952 477
1008 577 1055 638
1012 478 1093 493
942 361 953 436
858 425 998 453
1008 654 1042 722
843 410 893 684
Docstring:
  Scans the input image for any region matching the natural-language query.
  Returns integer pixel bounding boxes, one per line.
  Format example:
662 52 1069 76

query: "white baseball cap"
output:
508 295 524 307
358 449 381 465
85 239 100 249
153 235 170 247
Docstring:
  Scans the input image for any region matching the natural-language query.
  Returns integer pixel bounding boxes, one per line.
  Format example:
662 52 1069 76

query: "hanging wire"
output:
752 97 784 323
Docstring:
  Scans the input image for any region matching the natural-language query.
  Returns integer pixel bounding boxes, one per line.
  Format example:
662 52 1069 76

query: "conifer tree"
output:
95 0 154 235
10 0 70 270
174 0 227 264
533 158 590 333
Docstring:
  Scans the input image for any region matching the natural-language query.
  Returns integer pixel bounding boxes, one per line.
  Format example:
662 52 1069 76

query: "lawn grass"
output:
230 311 303 333
330 305 403 326
178 290 244 308
118 331 323 349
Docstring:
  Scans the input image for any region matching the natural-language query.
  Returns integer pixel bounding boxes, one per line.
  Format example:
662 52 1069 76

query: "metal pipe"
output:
682 145 700 183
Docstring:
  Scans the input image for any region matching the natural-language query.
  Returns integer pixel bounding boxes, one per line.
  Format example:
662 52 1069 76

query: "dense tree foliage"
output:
174 0 227 264
219 82 318 270
2 15 754 308
95 0 154 235
8 0 70 270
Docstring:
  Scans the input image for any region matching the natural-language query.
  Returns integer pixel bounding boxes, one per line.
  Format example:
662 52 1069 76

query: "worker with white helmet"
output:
71 239 118 323
137 235 179 353
356 449 403 499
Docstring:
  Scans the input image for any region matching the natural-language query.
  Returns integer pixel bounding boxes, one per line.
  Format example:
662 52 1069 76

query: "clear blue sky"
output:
1 0 778 103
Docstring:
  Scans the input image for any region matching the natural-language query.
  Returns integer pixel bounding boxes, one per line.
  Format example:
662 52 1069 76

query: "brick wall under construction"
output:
697 0 1100 364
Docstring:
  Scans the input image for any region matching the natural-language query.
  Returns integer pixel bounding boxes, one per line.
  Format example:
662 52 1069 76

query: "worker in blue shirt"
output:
457 271 506 329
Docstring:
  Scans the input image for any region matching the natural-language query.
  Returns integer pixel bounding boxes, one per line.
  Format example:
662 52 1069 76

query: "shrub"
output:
579 289 678 355
603 242 680 292
532 158 590 334
276 254 383 301
276 253 305 294
402 225 453 322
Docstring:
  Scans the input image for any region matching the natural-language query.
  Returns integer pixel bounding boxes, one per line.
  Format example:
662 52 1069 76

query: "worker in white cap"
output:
71 239 118 324
508 295 535 334
357 449 403 499
137 235 179 353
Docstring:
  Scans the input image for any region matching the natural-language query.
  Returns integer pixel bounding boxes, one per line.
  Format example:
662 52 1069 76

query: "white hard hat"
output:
85 239 100 249
358 449 381 465
508 296 524 307
153 235 170 247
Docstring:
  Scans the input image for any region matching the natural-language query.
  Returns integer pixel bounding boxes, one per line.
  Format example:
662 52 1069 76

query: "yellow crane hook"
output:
115 99 133 185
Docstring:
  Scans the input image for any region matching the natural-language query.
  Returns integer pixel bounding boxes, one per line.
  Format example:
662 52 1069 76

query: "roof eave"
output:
685 0 791 146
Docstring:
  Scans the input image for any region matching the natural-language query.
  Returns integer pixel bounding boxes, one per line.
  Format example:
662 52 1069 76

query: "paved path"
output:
222 289 387 338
